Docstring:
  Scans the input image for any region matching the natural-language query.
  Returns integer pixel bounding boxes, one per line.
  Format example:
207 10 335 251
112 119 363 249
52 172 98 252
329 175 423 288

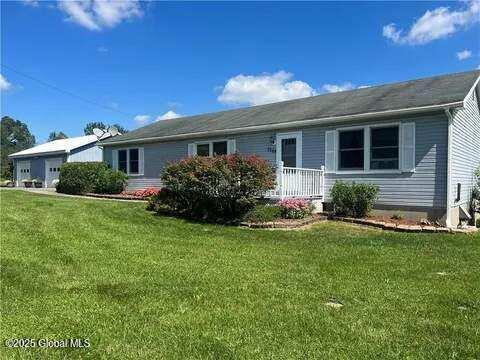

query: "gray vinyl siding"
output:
103 113 448 207
301 115 448 208
13 154 67 185
450 84 480 209
68 143 103 162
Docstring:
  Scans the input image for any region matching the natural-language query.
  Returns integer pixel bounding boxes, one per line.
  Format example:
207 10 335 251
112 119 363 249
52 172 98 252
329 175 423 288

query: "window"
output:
281 138 297 167
129 148 139 174
213 141 227 156
196 144 210 157
339 129 364 170
118 150 128 173
116 148 143 175
370 126 399 170
194 140 229 157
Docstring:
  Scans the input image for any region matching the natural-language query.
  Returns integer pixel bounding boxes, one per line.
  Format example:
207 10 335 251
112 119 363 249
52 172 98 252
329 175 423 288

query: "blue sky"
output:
1 1 479 143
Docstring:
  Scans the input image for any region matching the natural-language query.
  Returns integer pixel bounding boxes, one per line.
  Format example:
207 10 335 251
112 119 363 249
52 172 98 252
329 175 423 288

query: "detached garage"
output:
9 134 111 188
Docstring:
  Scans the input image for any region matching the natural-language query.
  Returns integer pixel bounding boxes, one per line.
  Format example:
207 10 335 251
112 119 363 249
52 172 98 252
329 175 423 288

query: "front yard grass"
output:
1 190 479 359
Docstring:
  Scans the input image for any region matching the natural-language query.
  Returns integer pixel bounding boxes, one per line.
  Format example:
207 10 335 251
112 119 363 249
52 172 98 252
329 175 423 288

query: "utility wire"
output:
1 64 134 118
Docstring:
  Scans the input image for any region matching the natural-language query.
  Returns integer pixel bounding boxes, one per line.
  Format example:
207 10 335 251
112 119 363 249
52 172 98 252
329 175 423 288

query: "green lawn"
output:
1 190 479 359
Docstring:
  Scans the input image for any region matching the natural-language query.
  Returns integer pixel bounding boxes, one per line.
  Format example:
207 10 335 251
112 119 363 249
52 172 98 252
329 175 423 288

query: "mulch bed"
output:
330 215 478 234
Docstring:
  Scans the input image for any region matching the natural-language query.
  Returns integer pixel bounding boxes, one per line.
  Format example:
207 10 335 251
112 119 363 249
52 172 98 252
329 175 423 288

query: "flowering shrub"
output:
157 154 276 221
277 198 313 219
132 188 161 198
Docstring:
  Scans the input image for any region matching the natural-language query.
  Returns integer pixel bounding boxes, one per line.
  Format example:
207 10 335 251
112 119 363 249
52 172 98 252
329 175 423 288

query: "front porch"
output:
266 161 325 200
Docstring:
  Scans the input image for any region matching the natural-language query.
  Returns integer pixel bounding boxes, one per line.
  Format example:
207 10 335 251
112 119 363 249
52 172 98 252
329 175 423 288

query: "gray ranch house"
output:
9 134 110 188
101 70 480 227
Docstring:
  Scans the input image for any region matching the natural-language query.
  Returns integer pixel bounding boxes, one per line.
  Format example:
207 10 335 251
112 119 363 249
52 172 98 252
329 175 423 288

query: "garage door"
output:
45 158 64 188
16 161 31 187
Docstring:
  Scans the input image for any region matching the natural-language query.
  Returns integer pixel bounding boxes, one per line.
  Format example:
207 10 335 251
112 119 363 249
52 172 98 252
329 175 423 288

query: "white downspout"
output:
445 108 454 228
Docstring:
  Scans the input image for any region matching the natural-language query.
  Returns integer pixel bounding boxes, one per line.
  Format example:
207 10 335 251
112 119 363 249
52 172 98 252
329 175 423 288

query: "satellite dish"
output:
108 126 119 136
93 128 105 138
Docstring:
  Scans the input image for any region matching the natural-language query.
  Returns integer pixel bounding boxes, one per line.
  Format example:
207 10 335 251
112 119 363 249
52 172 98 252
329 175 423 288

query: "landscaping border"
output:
240 215 326 229
84 193 147 201
330 215 478 234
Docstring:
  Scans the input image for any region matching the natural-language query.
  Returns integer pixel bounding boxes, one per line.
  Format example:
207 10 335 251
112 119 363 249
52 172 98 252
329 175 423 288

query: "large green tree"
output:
47 131 68 142
0 116 36 180
84 121 128 135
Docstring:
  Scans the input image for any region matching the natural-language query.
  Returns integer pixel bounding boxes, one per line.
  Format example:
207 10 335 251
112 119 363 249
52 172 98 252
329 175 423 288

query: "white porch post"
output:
276 161 284 199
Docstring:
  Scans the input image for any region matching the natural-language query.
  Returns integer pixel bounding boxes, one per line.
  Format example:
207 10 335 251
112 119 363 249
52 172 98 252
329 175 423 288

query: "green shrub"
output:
391 213 404 220
159 154 276 222
330 181 379 218
95 169 128 194
243 204 283 223
57 162 127 195
476 218 480 228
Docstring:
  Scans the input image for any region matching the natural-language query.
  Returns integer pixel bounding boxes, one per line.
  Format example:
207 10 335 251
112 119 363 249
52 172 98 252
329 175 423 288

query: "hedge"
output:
56 162 127 195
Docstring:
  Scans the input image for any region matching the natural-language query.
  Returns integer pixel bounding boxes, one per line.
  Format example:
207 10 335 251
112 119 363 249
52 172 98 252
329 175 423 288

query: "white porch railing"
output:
266 161 325 199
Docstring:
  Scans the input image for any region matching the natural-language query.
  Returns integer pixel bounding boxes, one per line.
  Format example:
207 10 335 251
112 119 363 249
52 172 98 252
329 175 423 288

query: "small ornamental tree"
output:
159 154 275 221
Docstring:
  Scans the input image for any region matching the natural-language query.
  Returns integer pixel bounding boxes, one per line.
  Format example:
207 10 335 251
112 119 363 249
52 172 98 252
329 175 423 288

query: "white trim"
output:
445 108 454 228
276 131 303 168
463 74 480 108
334 123 403 173
114 147 144 176
101 101 463 146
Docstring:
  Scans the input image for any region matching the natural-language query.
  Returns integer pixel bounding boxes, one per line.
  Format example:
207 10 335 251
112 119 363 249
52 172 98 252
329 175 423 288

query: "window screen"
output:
118 150 127 173
129 148 139 174
281 138 297 167
213 141 228 156
196 144 210 156
370 126 399 170
339 129 364 170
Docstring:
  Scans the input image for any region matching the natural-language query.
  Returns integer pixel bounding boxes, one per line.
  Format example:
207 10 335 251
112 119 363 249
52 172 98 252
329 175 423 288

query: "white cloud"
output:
58 0 143 31
21 0 39 6
0 74 12 91
321 82 355 93
97 46 109 53
156 111 182 121
457 49 472 60
383 0 480 45
134 114 150 125
218 70 317 106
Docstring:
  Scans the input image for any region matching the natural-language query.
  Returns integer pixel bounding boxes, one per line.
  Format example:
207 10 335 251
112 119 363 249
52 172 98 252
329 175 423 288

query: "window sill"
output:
326 169 414 175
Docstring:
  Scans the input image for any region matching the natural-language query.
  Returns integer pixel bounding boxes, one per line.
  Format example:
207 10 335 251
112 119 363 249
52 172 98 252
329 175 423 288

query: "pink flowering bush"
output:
277 198 313 219
132 187 161 198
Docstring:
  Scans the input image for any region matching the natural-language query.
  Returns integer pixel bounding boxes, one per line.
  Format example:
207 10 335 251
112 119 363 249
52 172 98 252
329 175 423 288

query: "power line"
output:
1 64 134 118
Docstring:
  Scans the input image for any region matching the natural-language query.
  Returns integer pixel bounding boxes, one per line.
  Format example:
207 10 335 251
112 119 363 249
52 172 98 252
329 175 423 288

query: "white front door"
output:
276 132 303 168
16 160 31 187
45 158 64 188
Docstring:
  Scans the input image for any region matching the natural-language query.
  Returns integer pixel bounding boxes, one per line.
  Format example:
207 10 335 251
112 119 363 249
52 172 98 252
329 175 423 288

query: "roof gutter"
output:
101 101 464 146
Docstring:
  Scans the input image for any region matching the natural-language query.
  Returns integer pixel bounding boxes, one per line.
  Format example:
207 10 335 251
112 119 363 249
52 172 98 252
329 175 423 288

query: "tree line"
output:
1 116 128 180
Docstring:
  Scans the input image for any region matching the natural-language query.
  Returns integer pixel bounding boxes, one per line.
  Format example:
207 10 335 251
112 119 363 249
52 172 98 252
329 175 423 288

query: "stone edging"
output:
330 216 478 234
84 193 147 201
240 216 325 229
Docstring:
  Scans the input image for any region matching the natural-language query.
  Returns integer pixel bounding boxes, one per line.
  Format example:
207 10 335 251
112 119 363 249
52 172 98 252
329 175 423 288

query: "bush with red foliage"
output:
157 154 275 221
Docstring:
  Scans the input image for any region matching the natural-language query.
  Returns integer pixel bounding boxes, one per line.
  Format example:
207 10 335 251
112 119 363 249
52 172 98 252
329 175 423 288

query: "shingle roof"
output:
9 135 100 158
102 70 479 145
